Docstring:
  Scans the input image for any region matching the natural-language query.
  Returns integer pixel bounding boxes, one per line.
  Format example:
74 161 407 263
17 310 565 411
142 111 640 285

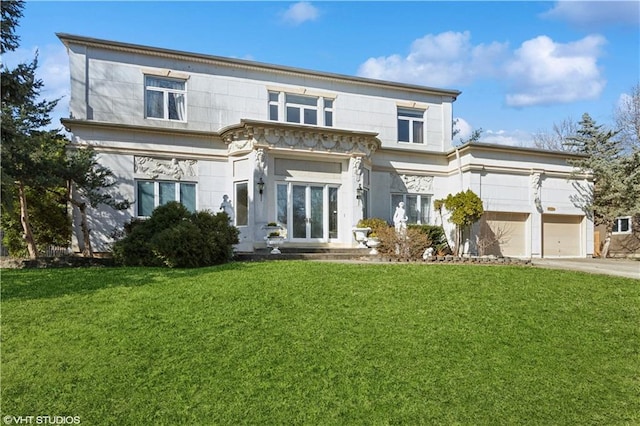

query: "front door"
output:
277 183 339 242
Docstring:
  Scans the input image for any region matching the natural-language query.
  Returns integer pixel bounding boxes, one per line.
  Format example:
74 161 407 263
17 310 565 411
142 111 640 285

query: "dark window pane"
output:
146 90 164 118
329 187 338 239
398 107 424 118
236 182 248 226
269 92 279 102
277 184 288 225
286 94 317 106
325 110 333 127
413 120 424 143
287 106 300 123
269 104 279 121
168 93 185 120
137 181 155 216
304 108 317 125
620 218 630 232
406 195 418 224
398 119 410 142
180 183 196 212
159 182 176 205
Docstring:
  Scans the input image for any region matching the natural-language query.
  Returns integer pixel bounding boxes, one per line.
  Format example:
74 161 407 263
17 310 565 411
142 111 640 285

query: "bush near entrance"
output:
112 202 239 268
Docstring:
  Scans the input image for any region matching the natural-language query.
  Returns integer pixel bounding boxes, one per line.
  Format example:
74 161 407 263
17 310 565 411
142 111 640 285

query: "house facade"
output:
58 33 594 258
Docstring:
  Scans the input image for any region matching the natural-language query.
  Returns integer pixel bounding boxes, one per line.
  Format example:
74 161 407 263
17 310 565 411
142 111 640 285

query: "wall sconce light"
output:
356 184 363 200
257 177 265 200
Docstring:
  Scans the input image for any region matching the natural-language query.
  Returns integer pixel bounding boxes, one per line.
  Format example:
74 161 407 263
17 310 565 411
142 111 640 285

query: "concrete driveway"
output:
532 258 639 280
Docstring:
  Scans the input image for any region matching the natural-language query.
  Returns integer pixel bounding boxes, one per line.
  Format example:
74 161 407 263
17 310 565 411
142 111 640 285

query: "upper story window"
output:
145 76 186 121
612 216 632 234
397 107 424 143
286 94 318 125
324 98 333 127
268 91 334 127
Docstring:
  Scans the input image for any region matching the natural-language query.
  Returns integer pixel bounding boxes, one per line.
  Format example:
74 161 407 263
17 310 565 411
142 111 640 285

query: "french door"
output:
277 183 339 242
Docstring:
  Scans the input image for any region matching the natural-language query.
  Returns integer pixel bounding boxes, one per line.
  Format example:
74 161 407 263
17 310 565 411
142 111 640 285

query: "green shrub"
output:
112 202 239 268
408 224 451 254
376 226 432 261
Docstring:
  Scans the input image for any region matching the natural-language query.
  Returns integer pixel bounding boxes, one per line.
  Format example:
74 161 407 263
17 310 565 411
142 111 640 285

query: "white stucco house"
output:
58 33 594 258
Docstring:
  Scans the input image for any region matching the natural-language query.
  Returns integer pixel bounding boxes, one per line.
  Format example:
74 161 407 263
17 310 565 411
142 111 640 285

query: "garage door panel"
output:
480 212 528 257
543 215 582 257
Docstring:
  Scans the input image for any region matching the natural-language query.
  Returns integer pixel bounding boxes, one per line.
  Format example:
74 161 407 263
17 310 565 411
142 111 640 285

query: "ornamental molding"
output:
221 120 381 158
134 156 197 180
390 173 434 193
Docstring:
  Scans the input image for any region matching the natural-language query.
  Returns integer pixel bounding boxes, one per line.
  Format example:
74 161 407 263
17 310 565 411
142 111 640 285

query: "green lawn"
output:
1 262 638 425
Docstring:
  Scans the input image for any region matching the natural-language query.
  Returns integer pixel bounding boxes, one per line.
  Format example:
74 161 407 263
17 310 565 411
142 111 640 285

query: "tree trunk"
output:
601 232 611 259
78 202 93 258
16 181 39 259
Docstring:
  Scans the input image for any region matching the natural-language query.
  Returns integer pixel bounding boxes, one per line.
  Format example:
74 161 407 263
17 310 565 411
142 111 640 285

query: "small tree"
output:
435 190 484 256
64 147 130 257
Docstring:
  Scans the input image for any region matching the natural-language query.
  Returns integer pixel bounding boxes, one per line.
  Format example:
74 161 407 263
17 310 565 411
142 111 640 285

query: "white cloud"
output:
2 44 70 130
281 2 319 26
504 35 606 107
482 129 535 147
541 1 640 27
358 31 508 87
453 117 473 144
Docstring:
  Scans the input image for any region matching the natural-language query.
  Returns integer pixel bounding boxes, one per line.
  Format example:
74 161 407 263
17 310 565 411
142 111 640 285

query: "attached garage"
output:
542 214 583 257
478 212 528 257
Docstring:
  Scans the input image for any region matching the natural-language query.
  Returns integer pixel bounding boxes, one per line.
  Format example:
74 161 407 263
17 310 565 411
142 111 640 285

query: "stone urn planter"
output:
366 237 381 255
263 223 284 254
352 227 371 248
265 233 284 254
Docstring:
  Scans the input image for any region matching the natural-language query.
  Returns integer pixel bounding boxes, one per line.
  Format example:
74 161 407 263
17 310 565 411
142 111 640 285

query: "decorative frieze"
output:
134 156 197 180
390 173 434 193
221 120 380 158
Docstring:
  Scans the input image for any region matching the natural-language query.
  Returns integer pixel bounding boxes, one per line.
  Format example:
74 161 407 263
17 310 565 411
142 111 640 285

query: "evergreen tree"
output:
1 0 68 258
564 113 625 257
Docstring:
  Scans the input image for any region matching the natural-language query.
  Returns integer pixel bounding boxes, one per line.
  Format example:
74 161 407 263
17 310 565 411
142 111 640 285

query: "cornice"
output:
61 118 219 140
447 142 589 160
220 119 381 158
57 33 461 99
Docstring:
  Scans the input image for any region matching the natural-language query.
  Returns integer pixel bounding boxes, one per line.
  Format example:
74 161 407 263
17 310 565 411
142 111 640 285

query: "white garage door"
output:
542 214 582 257
479 212 528 257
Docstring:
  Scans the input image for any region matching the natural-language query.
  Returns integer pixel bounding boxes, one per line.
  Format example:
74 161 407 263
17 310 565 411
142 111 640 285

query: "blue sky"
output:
4 1 639 146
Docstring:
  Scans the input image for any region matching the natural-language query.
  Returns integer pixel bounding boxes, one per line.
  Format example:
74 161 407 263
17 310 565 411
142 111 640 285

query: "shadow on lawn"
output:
0 262 248 302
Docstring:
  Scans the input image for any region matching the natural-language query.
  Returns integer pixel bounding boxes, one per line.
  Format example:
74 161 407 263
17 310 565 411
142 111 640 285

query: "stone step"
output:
233 248 373 262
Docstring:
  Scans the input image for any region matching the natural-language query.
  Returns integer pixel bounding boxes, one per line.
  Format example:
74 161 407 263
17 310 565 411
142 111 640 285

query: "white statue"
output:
220 195 235 224
393 201 408 233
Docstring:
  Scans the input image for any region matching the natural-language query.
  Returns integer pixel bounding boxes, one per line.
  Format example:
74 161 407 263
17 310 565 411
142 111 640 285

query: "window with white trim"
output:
145 76 186 121
268 91 279 121
397 107 424 143
391 194 431 224
268 91 334 127
612 216 632 234
136 180 196 216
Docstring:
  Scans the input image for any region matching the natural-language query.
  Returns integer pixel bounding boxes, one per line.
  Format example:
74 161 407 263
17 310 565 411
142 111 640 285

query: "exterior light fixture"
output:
356 184 363 200
257 177 265 200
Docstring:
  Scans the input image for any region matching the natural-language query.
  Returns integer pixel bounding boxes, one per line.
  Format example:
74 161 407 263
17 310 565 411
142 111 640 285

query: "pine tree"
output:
1 1 68 258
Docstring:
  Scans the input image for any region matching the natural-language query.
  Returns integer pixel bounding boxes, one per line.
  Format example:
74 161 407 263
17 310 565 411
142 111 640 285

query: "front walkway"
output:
532 258 639 280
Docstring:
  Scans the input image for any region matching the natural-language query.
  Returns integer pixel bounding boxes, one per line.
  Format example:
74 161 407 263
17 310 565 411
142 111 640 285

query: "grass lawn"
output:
1 261 639 425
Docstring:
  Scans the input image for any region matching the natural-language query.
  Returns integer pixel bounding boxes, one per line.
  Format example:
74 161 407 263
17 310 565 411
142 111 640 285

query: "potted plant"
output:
357 218 388 254
263 222 284 254
351 224 371 248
